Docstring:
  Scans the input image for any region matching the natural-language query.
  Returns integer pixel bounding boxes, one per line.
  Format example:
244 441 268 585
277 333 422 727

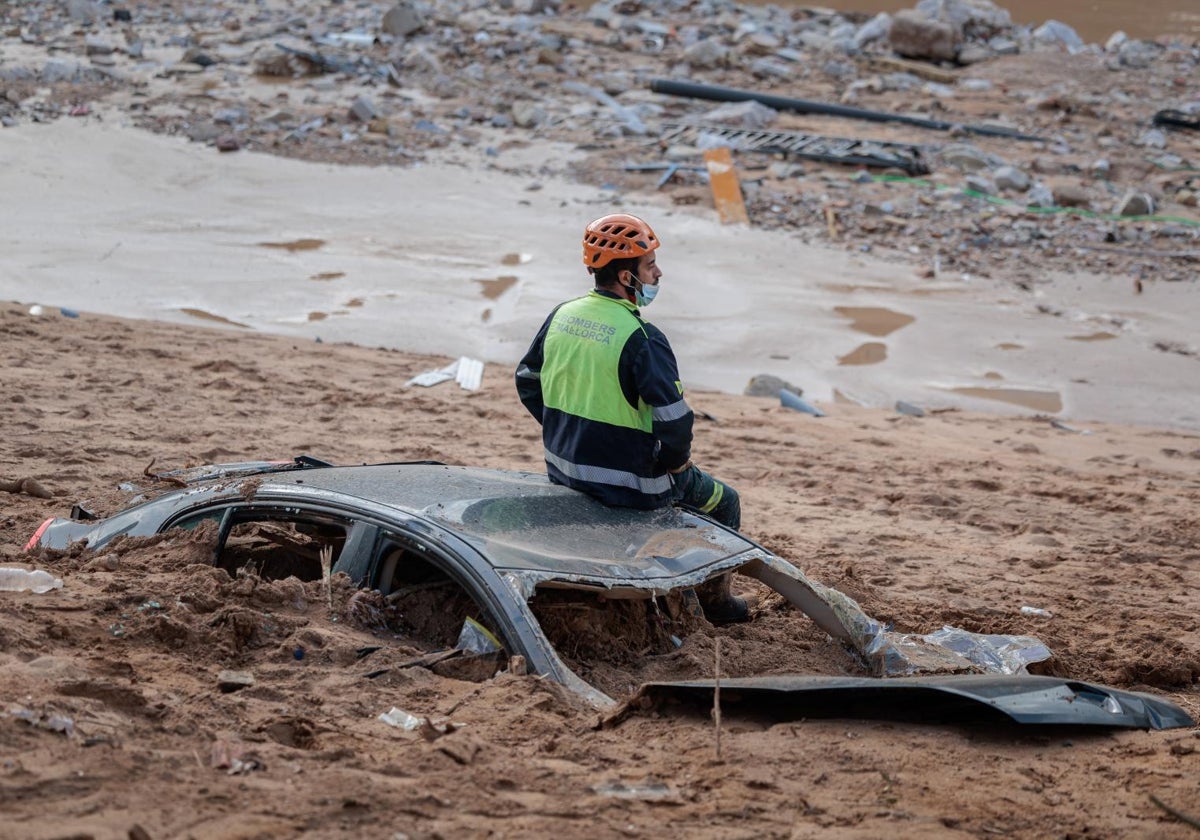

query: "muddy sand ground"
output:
1 303 1198 838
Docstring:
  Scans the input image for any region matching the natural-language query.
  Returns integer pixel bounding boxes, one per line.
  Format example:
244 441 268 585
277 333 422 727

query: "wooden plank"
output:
860 54 959 84
702 147 750 225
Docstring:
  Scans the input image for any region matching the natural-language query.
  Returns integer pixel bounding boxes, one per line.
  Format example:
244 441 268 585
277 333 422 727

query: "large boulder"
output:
915 0 1011 38
888 10 958 62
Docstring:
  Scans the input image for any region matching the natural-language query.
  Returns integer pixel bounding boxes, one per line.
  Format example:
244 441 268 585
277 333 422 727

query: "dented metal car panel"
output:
25 459 1197 728
628 675 1195 730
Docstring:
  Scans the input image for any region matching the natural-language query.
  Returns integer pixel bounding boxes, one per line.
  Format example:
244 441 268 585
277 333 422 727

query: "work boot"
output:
696 573 750 624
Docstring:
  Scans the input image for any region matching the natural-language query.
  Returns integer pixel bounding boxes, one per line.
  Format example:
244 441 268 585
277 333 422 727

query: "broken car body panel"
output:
628 675 1195 730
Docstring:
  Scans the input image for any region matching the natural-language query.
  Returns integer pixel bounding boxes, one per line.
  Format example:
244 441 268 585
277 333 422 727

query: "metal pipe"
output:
649 78 1043 142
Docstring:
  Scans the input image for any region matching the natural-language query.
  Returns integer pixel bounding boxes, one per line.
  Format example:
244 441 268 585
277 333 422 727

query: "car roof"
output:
253 463 760 584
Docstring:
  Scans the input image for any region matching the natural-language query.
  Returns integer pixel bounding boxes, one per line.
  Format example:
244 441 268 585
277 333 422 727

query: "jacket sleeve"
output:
630 327 693 471
515 310 555 424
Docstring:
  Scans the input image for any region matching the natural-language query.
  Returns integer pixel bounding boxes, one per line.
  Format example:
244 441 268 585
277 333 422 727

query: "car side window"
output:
216 510 350 582
372 532 504 652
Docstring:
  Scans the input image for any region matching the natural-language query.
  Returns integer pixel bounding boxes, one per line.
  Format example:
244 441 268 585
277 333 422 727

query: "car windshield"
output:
425 493 752 579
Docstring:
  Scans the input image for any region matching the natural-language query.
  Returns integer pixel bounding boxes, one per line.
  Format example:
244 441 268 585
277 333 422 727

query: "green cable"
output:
869 174 1200 227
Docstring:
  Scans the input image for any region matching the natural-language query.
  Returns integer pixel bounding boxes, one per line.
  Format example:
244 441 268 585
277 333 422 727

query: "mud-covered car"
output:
24 457 1194 729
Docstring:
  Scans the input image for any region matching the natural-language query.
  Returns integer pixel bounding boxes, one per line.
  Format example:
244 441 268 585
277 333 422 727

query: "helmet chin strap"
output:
620 271 641 301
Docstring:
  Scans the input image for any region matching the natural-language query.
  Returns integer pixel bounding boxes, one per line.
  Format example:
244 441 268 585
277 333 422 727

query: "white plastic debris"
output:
0 567 62 593
404 357 484 391
378 707 424 731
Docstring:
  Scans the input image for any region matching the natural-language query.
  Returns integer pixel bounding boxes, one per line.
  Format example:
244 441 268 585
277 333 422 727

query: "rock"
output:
84 36 113 56
896 400 925 417
853 12 892 48
66 0 102 25
215 133 241 152
1047 179 1091 208
217 670 255 692
1136 128 1167 149
349 96 377 122
744 374 802 398
1177 189 1198 208
939 143 993 171
994 165 1030 191
382 2 425 38
1115 191 1154 216
889 10 958 62
683 38 727 69
1026 183 1055 207
1104 31 1128 52
511 100 546 128
750 58 793 79
700 99 778 129
956 44 992 64
988 36 1020 55
965 173 995 195
214 106 249 125
1091 158 1111 178
1033 20 1084 51
42 60 79 83
112 8 132 22
916 0 1011 37
1117 40 1161 68
182 47 218 67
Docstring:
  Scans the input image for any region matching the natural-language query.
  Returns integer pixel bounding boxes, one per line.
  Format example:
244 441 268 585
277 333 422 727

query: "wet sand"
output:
5 118 1199 430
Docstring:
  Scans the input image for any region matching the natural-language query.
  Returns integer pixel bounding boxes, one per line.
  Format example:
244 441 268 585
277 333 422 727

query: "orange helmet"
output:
582 213 660 270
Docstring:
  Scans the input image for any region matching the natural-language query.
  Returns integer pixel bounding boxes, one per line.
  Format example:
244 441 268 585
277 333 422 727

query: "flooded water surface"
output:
775 0 1197 43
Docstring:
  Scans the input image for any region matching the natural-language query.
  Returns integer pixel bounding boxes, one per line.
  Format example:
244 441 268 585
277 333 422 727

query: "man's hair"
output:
591 256 639 290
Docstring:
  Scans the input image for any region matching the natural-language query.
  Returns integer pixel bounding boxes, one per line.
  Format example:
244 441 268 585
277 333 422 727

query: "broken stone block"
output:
888 10 958 62
939 143 993 172
382 2 424 38
744 374 802 398
965 173 996 195
511 100 546 128
349 96 377 122
994 165 1030 192
683 38 728 69
1047 179 1091 208
853 12 892 49
217 669 254 691
1032 20 1084 51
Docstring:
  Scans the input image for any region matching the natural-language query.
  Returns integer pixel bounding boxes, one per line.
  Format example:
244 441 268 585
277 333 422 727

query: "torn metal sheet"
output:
741 556 1051 676
661 122 930 176
624 674 1195 730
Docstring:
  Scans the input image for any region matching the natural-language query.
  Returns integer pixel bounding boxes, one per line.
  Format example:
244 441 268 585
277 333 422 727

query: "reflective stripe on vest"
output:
545 449 672 495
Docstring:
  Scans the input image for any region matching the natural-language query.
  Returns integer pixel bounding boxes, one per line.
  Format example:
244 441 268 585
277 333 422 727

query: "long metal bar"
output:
650 79 1043 142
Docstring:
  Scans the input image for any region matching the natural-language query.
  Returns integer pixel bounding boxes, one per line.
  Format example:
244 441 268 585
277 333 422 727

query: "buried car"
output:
24 457 1194 729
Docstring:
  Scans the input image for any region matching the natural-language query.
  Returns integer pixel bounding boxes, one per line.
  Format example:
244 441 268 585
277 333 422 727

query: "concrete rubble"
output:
0 0 1196 282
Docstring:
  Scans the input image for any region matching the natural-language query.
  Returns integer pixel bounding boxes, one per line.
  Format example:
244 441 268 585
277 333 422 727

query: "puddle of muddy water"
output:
259 238 325 252
837 341 888 366
501 253 532 266
944 387 1063 413
835 306 915 337
476 275 518 300
997 343 1024 351
308 311 327 322
1069 332 1118 342
310 271 345 281
180 308 250 328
